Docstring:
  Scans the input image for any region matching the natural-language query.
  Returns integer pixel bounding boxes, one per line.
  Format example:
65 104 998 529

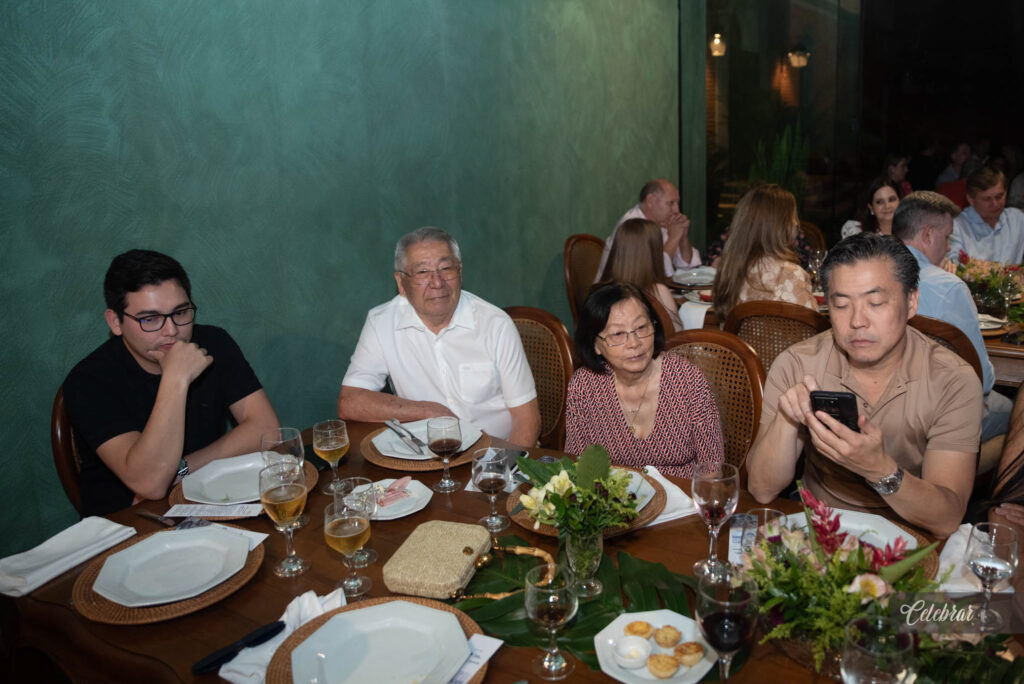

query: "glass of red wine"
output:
427 416 462 493
472 448 511 532
691 463 739 579
695 566 758 682
524 564 578 680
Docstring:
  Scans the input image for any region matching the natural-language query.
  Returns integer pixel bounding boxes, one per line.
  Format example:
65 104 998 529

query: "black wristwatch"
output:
866 465 903 496
177 457 190 479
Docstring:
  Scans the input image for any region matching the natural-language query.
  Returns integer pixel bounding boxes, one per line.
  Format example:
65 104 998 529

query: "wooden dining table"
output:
4 421 928 683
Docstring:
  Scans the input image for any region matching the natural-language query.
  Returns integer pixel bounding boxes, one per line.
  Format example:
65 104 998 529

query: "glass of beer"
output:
427 416 462 493
325 483 374 598
259 462 309 578
260 427 308 529
313 419 349 495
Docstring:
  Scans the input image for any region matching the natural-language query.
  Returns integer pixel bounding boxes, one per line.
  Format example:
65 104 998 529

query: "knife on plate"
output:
191 620 286 674
383 419 427 455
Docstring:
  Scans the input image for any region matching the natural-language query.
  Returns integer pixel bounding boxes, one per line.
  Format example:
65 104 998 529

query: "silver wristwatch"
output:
866 465 903 496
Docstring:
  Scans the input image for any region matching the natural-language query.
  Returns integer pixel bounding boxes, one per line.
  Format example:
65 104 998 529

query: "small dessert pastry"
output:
624 620 654 639
653 625 682 647
674 641 705 667
646 653 680 679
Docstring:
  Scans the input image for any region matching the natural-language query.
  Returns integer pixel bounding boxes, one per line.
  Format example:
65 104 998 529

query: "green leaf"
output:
515 455 562 486
575 445 611 490
878 541 939 583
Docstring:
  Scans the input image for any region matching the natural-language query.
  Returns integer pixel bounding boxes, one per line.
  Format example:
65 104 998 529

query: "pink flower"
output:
837 533 861 562
846 573 891 604
799 488 848 555
869 537 907 572
959 249 970 265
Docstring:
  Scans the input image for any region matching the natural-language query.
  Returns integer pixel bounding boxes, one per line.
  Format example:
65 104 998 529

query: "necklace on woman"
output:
620 365 655 437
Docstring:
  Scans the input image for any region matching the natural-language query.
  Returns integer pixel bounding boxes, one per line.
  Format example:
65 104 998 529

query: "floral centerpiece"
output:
739 484 938 673
514 445 640 539
956 251 1023 320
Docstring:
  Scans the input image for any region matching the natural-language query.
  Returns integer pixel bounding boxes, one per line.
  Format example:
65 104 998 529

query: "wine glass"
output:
472 448 511 533
313 419 349 495
260 427 308 528
964 522 1019 630
741 507 785 555
340 477 380 568
258 462 309 578
695 566 758 682
524 564 579 680
840 615 916 683
324 484 374 598
428 416 462 493
808 248 827 290
691 463 740 578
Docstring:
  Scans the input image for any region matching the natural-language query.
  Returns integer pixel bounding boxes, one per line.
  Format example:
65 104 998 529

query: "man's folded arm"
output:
337 384 454 423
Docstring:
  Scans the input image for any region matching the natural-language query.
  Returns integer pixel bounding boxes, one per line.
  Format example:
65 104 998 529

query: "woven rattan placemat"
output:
265 596 487 684
72 525 264 624
893 520 939 579
360 427 489 472
506 467 668 538
168 461 318 520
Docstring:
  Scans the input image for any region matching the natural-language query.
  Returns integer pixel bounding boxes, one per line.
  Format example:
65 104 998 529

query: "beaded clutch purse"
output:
382 520 492 599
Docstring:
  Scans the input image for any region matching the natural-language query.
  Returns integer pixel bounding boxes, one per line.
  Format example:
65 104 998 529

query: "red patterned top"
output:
565 353 724 478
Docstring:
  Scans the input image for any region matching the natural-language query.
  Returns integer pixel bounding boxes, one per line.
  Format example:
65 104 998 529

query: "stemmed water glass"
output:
524 564 578 680
691 463 740 578
840 615 916 684
695 566 758 682
808 248 827 291
472 448 511 533
313 419 349 495
258 462 309 578
260 427 308 528
325 480 375 598
741 507 785 555
428 416 462 493
964 522 1019 630
340 476 380 568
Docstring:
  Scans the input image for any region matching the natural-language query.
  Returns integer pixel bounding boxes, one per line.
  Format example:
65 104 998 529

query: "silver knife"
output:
383 419 427 455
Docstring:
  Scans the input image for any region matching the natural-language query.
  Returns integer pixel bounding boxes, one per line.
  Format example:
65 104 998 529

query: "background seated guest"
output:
935 142 971 189
598 218 683 331
949 165 1024 264
705 222 812 269
338 227 540 447
747 233 982 538
840 177 901 239
596 178 699 281
63 250 280 516
885 153 912 197
711 184 817 324
893 191 1012 441
565 282 723 478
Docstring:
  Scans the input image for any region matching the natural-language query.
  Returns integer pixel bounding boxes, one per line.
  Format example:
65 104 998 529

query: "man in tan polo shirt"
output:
747 233 982 538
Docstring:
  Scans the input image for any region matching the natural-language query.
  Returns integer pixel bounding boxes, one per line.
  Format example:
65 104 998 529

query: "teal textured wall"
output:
0 0 691 555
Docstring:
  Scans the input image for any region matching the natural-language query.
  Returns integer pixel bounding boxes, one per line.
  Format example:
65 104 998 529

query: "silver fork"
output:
383 419 428 454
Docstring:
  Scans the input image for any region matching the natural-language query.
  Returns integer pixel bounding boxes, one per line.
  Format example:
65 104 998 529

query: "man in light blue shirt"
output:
896 191 1011 440
948 166 1024 264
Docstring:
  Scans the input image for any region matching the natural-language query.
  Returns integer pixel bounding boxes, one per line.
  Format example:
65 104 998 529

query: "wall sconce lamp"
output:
787 45 810 68
709 33 726 57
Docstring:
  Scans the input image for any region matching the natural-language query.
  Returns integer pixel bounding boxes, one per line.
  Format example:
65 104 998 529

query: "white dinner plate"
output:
355 478 433 521
783 509 917 551
371 419 483 461
182 451 267 504
92 527 249 607
594 609 715 683
290 600 470 684
623 470 656 512
672 266 716 287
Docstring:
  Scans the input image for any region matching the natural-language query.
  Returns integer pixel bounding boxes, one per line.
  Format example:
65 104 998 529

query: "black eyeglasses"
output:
398 264 461 284
123 305 197 332
598 321 655 347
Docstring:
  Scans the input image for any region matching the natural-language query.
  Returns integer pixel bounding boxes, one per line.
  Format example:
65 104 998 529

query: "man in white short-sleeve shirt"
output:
338 227 540 446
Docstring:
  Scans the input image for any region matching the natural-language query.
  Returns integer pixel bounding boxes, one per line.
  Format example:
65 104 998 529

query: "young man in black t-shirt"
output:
63 250 279 516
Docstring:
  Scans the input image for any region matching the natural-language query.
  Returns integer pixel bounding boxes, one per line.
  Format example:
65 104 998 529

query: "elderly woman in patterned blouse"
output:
565 282 724 477
711 183 817 323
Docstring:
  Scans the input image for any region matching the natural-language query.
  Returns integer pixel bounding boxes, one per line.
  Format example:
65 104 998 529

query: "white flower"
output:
547 470 575 497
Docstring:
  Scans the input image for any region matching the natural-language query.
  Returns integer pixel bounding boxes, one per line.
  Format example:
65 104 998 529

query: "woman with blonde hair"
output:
599 218 683 331
711 184 816 322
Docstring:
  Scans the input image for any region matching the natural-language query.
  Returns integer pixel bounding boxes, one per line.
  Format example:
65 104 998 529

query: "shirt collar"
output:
905 244 931 269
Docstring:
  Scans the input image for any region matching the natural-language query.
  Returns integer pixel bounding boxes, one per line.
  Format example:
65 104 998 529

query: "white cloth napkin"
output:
937 523 1015 594
0 517 136 597
642 466 697 526
219 589 346 684
679 301 711 330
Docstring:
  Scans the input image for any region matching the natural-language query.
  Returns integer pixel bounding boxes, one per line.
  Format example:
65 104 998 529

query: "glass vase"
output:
565 533 603 598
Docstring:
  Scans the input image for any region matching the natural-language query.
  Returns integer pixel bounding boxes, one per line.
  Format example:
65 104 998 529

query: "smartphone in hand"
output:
809 390 860 433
